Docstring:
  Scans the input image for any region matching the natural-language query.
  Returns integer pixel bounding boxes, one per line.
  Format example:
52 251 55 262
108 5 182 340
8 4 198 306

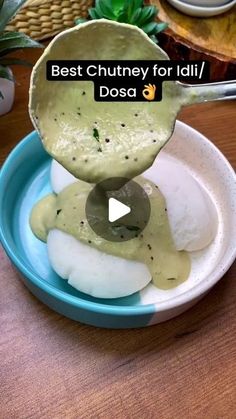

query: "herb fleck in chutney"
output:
93 128 99 142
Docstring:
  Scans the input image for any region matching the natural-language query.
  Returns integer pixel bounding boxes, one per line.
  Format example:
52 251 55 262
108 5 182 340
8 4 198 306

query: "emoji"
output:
142 84 156 101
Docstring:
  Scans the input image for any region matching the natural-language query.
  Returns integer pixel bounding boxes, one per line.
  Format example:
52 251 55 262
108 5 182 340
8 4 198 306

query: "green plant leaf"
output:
135 6 157 26
0 31 42 57
93 1 104 18
117 10 128 23
130 7 143 24
126 0 144 14
111 0 129 16
85 0 167 41
117 1 130 23
124 0 141 21
0 56 32 66
88 8 103 20
132 0 143 8
95 0 109 18
126 0 134 21
0 0 4 13
150 34 158 44
155 22 168 34
96 0 115 19
74 17 87 25
141 21 159 35
0 63 13 80
0 0 27 31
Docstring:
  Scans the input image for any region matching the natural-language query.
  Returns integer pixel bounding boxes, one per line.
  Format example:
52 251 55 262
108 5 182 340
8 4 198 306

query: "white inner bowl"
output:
50 120 236 315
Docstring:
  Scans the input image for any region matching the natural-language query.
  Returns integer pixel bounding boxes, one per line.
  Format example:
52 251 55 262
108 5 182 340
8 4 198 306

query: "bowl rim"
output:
167 0 236 12
0 121 236 316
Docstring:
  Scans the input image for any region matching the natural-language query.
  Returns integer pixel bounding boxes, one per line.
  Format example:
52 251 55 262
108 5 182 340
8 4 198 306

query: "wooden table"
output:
0 48 236 419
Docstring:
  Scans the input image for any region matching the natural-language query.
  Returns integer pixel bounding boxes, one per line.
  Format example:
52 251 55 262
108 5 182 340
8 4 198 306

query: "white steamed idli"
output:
50 160 152 298
51 159 77 194
145 155 218 251
47 229 151 298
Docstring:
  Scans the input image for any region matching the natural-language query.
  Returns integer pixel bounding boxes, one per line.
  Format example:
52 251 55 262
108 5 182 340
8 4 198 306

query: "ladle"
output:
29 20 236 184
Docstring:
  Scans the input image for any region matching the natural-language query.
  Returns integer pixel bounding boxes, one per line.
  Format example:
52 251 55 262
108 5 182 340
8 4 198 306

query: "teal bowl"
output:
1 127 235 328
0 131 157 328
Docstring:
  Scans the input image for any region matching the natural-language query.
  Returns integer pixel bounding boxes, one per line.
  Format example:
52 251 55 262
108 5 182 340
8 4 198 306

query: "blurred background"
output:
6 0 236 81
0 0 235 119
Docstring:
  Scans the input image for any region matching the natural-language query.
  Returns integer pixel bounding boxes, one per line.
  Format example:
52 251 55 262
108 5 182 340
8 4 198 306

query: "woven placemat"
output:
6 0 93 40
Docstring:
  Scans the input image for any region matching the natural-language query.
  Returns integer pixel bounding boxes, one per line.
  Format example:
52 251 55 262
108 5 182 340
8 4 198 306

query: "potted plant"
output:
0 0 42 116
76 0 168 43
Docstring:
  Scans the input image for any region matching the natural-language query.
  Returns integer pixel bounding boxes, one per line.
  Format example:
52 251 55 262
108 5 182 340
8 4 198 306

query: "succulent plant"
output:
0 0 42 97
75 0 168 43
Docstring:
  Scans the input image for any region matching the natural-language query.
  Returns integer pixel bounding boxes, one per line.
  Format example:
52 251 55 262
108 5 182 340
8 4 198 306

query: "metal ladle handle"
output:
180 80 236 105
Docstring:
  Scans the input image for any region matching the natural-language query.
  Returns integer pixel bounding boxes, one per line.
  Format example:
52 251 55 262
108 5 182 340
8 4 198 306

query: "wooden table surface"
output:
0 48 236 419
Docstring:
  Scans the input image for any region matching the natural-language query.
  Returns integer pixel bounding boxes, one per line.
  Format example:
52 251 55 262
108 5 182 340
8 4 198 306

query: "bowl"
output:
167 0 236 17
0 121 235 328
180 0 230 6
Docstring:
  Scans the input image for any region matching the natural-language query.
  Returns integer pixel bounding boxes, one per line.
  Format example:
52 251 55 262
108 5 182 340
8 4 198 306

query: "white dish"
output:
167 0 236 17
181 0 230 6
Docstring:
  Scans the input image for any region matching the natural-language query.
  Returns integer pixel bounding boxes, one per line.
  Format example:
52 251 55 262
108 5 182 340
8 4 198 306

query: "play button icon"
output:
85 177 151 242
108 198 131 222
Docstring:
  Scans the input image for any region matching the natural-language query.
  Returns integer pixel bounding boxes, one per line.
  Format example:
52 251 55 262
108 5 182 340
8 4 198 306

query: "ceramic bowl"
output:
181 0 230 6
167 0 236 17
0 121 235 328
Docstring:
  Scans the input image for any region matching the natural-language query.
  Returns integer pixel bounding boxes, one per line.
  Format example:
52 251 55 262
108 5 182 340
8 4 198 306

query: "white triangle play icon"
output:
108 197 131 223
